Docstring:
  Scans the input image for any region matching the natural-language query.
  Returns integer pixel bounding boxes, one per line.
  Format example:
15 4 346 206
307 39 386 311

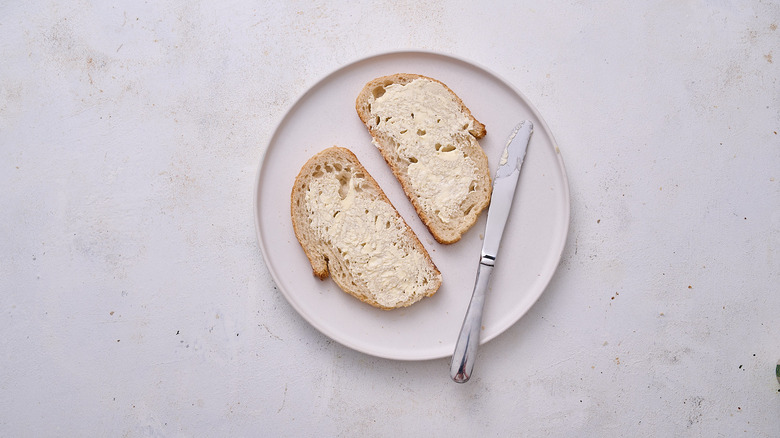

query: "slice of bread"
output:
356 73 492 244
291 146 442 310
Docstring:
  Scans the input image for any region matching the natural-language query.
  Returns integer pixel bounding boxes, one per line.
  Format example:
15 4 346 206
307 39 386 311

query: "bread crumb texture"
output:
357 74 491 244
291 147 441 309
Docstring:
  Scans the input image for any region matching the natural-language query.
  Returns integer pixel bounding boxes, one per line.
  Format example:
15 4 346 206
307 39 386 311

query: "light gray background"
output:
1 1 778 436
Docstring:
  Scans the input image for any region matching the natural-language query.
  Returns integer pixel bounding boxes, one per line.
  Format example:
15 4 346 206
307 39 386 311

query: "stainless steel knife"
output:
450 119 533 383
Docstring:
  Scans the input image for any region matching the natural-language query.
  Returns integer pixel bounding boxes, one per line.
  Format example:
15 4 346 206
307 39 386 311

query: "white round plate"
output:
255 51 570 361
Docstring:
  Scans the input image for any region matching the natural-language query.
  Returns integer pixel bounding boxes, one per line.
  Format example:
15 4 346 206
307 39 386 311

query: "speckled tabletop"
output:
1 1 779 436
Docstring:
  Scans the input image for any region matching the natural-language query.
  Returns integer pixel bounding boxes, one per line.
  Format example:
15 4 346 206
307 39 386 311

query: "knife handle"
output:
450 261 494 383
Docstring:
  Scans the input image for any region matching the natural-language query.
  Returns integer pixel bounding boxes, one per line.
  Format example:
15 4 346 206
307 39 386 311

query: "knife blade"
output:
450 119 533 383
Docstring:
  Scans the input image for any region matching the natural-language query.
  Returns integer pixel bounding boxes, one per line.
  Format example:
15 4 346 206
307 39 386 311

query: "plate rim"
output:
253 49 571 361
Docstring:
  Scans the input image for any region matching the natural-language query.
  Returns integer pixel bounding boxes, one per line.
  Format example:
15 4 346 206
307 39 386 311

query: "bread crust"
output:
355 73 491 244
291 146 441 310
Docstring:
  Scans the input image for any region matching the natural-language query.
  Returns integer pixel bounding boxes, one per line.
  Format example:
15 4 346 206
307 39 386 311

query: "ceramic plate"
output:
254 51 569 360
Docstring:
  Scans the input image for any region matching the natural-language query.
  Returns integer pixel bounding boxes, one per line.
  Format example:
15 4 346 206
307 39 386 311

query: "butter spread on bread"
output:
356 73 491 244
291 147 441 309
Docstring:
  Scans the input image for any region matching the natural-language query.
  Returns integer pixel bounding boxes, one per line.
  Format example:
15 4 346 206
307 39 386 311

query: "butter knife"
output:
450 120 533 383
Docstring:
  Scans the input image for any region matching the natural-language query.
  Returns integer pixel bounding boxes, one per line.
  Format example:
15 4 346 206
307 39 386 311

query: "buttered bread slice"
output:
291 147 441 310
356 74 491 244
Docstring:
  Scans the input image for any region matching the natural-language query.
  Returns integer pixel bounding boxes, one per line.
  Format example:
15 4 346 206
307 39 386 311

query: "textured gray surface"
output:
1 1 778 436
